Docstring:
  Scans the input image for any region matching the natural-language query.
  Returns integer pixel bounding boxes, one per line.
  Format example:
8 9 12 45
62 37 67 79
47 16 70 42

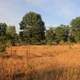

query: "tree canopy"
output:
0 23 7 36
19 11 46 44
70 17 80 29
0 12 80 51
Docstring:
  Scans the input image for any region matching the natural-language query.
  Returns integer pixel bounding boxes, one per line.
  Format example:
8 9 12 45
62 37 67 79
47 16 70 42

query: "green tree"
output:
6 26 17 46
70 17 80 29
0 23 7 52
71 29 80 42
46 27 56 44
0 23 7 36
54 25 69 43
19 11 46 44
70 17 80 42
45 25 70 44
6 26 16 36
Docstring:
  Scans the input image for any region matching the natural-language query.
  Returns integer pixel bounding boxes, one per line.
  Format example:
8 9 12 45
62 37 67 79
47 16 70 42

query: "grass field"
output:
0 44 80 80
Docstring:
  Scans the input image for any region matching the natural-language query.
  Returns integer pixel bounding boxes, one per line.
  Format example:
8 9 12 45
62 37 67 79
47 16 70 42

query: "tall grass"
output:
0 64 80 80
25 66 80 80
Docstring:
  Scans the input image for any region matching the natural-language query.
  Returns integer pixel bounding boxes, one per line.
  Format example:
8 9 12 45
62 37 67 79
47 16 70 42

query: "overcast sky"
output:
0 0 80 32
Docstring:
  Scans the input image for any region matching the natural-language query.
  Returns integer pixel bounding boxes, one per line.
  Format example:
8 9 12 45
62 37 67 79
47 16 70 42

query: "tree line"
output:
0 11 80 51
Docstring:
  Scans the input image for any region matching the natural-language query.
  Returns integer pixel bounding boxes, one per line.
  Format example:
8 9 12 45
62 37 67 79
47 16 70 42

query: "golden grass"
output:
0 44 80 80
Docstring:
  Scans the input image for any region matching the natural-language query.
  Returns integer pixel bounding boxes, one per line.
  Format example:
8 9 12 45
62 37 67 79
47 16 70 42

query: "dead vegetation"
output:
0 44 80 80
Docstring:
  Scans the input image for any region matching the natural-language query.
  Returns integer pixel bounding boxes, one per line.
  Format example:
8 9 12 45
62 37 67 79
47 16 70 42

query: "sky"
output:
0 0 80 32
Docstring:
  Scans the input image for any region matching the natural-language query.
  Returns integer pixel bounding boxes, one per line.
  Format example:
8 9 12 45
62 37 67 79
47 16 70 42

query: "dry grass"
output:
0 44 80 80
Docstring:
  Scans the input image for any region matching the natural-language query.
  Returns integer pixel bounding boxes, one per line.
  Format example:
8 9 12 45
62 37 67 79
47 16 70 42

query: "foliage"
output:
0 12 80 49
70 16 80 29
0 23 7 36
46 25 70 44
0 23 7 52
46 27 56 44
0 23 18 52
70 17 80 42
19 11 46 44
6 26 17 45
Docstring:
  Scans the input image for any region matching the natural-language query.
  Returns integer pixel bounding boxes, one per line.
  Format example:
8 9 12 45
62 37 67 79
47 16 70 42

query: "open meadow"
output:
0 44 80 80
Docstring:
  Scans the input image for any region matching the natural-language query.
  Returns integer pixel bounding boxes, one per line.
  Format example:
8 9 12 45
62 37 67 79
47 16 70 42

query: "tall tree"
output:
0 23 7 36
70 17 80 42
6 26 17 45
54 25 69 43
6 26 16 37
46 27 56 44
70 17 80 29
45 25 70 44
19 11 46 44
0 23 7 51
